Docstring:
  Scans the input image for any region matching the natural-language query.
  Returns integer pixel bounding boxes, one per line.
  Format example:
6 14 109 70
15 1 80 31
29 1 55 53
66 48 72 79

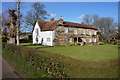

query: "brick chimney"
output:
59 16 64 25
50 17 54 22
59 16 63 21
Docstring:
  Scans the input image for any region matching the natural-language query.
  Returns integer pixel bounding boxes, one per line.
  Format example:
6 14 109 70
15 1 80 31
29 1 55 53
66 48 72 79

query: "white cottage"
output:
33 18 98 46
32 21 55 46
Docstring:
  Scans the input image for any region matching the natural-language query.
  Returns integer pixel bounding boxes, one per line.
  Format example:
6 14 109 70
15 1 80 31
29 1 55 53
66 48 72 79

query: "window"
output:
86 29 89 34
94 38 97 42
47 38 50 42
73 29 77 34
64 28 68 33
89 31 92 35
82 38 86 42
35 28 39 43
89 38 92 42
69 28 73 33
64 37 68 42
35 28 39 35
69 38 72 42
83 30 85 34
94 31 97 35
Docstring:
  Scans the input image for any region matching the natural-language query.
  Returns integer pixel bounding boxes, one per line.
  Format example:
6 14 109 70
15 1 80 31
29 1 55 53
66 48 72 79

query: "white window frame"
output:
83 30 85 34
64 27 68 33
89 38 92 42
82 38 86 42
94 38 97 42
94 31 97 35
69 38 72 42
89 31 92 35
47 38 50 42
74 29 77 34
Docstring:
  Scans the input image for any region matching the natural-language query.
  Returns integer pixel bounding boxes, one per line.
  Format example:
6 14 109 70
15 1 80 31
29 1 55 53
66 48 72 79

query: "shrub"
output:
20 38 32 43
98 42 105 45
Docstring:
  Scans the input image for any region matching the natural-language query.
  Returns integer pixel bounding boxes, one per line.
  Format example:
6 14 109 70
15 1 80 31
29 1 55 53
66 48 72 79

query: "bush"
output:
98 42 105 45
20 38 32 43
2 43 68 78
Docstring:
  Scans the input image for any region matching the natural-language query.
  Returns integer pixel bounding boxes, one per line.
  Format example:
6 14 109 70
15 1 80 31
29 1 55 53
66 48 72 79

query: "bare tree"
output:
0 13 2 35
1 2 22 44
118 23 120 35
82 14 93 25
8 10 17 44
1 10 10 41
24 2 48 32
95 17 118 42
1 10 9 28
81 14 118 42
81 14 99 27
92 15 99 28
97 17 113 36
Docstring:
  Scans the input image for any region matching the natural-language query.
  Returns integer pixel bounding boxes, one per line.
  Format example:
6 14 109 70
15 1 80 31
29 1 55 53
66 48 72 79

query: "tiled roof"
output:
42 20 59 31
36 20 97 31
37 20 46 29
63 21 97 30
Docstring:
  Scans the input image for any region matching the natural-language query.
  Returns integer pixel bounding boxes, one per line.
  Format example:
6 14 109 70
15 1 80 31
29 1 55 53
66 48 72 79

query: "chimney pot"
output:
50 18 54 22
60 16 63 21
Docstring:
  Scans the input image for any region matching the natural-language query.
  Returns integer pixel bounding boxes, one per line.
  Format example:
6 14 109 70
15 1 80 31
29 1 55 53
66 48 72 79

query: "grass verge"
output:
2 49 48 78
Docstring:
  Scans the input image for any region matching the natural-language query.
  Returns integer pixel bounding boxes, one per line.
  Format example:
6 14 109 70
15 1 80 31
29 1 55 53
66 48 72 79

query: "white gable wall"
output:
33 22 54 46
40 31 54 46
33 22 41 44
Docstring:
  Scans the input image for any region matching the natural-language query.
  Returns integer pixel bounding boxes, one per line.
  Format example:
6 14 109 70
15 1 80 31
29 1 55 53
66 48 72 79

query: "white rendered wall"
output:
33 22 41 44
33 22 54 46
40 31 54 46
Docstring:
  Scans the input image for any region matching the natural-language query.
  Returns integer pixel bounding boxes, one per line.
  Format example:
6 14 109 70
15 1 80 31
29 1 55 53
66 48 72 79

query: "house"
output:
32 17 99 46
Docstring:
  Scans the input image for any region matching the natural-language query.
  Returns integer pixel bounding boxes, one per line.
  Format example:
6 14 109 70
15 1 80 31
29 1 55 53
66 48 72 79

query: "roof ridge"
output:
36 20 97 31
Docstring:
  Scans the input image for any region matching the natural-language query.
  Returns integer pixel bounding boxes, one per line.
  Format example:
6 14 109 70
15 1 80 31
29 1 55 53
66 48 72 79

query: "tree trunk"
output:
8 38 15 44
16 1 20 45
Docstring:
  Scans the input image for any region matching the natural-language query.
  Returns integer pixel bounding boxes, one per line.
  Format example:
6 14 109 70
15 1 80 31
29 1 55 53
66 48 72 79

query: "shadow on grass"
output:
20 43 52 49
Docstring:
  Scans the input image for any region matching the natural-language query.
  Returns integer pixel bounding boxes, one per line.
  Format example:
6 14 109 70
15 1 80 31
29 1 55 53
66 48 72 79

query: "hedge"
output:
2 43 68 78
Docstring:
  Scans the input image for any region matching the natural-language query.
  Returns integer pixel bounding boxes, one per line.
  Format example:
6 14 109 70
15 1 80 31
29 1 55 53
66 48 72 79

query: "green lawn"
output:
4 43 118 78
20 43 118 62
